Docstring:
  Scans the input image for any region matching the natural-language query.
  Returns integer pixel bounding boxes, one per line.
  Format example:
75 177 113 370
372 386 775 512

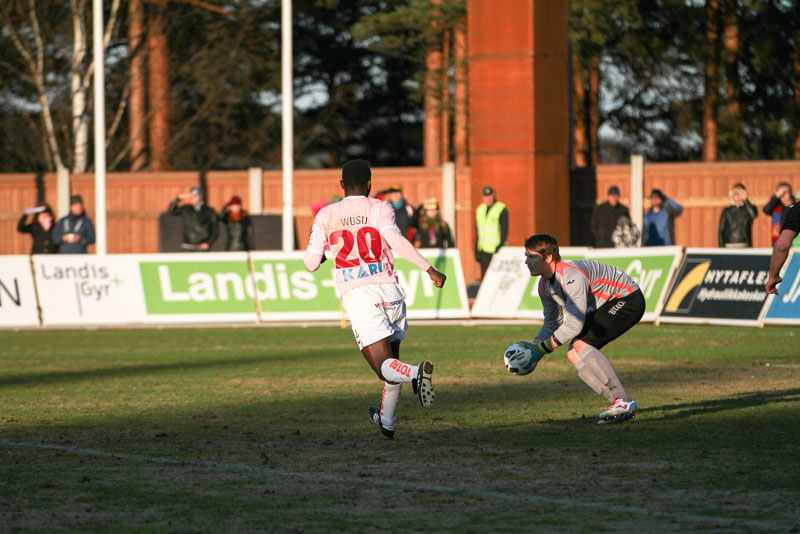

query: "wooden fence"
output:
0 167 480 281
572 160 800 248
3 160 800 284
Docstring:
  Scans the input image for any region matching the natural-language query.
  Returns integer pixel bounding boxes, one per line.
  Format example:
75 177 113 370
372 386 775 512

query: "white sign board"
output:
0 256 40 327
33 255 148 326
470 247 589 319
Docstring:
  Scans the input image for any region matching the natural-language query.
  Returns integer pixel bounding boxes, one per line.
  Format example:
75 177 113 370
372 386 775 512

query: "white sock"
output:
381 382 402 429
380 359 418 384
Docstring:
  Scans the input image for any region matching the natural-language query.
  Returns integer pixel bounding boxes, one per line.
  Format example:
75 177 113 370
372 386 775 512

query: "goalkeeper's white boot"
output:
412 360 435 408
597 398 637 425
368 407 395 440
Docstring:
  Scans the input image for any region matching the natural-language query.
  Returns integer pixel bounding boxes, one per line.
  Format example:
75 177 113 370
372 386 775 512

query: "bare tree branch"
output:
8 0 67 171
106 80 129 149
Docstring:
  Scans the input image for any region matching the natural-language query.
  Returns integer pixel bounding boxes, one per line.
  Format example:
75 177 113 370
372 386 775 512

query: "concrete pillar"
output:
57 167 70 218
248 167 263 214
468 0 570 246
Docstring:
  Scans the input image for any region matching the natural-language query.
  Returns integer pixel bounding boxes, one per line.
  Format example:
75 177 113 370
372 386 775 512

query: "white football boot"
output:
412 360 435 408
597 397 638 425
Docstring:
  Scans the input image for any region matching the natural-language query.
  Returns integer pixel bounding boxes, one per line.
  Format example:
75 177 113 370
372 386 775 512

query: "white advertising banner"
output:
0 256 40 327
30 250 470 327
33 254 148 326
470 247 590 319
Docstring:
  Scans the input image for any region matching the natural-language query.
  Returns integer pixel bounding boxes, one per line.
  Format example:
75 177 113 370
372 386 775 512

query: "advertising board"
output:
762 251 800 325
659 248 771 325
34 254 148 326
0 256 40 327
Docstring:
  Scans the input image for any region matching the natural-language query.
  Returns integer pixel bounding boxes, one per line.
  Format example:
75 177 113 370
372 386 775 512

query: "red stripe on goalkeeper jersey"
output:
591 278 634 293
555 261 590 280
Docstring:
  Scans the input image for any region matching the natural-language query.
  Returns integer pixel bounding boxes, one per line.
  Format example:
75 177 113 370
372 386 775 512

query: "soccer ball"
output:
504 341 540 376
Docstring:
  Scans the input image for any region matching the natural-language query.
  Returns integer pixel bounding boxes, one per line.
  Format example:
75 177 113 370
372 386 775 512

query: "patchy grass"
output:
0 324 798 533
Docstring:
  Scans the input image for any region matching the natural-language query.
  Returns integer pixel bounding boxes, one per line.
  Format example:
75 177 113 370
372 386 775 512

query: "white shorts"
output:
341 283 408 350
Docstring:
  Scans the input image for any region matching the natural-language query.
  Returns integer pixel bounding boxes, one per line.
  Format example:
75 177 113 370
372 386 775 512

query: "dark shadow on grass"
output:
527 388 800 429
641 387 800 421
0 352 310 388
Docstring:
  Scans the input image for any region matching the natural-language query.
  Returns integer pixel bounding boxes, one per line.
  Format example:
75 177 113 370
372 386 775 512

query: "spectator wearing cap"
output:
168 185 219 251
719 183 757 248
380 184 416 239
414 198 453 249
475 186 508 279
591 185 632 248
220 195 255 251
642 189 683 246
17 204 58 254
53 195 96 254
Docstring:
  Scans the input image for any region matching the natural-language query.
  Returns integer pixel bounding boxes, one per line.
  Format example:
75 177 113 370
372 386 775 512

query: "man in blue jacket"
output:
642 189 683 246
53 195 96 254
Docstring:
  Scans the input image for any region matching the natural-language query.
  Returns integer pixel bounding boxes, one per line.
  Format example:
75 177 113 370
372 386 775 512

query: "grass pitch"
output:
1 323 798 533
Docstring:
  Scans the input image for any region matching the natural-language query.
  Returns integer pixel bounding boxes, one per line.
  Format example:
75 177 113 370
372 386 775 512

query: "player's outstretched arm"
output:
427 266 446 288
382 224 433 269
766 229 797 294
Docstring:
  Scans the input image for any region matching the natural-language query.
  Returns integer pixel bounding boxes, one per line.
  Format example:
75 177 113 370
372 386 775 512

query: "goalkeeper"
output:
519 233 645 424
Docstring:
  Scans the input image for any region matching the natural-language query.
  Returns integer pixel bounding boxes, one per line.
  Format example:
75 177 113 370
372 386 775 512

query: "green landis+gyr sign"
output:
139 251 468 319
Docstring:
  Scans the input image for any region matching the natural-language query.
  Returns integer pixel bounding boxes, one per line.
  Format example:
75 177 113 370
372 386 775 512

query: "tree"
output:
703 0 720 162
569 0 643 166
0 0 122 173
354 0 467 166
128 0 146 171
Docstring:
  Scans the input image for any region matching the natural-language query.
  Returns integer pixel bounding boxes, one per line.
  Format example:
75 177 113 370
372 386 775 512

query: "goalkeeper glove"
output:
518 341 545 364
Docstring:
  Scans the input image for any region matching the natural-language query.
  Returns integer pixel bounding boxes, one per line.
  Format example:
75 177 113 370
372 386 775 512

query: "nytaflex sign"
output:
659 248 771 325
763 251 800 325
0 256 39 327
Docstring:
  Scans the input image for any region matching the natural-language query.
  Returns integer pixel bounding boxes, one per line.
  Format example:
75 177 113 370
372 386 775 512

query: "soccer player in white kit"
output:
515 233 645 424
303 160 447 439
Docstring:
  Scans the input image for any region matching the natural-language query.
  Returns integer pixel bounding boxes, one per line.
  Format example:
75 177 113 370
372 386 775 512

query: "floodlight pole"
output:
92 0 107 255
281 0 295 251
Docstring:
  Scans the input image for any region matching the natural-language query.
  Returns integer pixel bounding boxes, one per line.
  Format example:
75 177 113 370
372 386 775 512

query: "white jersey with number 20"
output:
304 195 431 297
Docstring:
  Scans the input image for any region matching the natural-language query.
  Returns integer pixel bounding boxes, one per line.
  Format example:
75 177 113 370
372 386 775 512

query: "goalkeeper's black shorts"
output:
575 289 645 350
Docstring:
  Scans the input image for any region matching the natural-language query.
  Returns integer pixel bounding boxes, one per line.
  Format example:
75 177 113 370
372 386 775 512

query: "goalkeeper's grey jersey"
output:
536 259 640 346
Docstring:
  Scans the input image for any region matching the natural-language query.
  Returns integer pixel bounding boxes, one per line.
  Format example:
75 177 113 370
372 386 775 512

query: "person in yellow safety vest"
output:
475 186 509 280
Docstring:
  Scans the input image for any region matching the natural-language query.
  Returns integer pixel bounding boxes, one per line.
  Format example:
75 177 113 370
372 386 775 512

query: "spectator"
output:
591 185 631 248
168 186 219 251
414 198 453 248
763 182 795 244
718 183 757 248
220 195 255 251
475 186 508 279
381 184 415 239
53 195 96 254
17 204 58 254
642 189 683 246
